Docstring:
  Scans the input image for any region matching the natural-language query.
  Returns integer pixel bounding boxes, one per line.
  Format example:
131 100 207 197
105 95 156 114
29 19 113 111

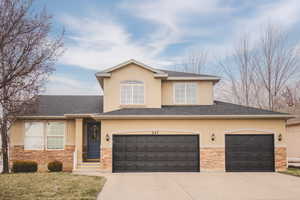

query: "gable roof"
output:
95 59 167 77
95 59 220 82
19 95 291 119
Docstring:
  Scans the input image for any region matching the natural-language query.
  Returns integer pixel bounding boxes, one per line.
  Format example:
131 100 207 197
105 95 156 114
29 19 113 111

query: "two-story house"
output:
10 59 290 173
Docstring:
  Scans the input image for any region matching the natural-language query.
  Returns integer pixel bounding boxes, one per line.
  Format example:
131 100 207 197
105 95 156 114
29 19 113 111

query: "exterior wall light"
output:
105 134 110 142
278 133 282 142
211 133 216 142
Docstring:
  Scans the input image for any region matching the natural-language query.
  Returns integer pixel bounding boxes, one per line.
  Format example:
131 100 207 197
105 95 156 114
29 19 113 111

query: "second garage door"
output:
113 135 199 172
225 134 275 172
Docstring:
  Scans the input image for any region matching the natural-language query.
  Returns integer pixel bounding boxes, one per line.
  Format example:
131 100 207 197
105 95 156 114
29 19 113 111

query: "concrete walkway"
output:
98 172 300 200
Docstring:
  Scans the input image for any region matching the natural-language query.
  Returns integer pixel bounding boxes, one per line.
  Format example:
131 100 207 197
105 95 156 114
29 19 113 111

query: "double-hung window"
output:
24 122 44 150
120 81 144 105
24 121 65 150
46 122 65 150
174 82 197 104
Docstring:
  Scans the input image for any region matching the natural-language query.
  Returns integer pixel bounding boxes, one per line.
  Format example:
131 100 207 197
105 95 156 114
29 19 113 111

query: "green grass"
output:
0 172 106 200
281 167 300 177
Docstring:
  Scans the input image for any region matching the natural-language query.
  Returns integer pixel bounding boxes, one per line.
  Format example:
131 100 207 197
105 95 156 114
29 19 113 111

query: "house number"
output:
152 130 158 135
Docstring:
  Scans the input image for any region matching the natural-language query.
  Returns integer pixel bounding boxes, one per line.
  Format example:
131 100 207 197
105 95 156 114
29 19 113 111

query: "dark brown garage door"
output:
225 134 275 172
113 135 199 172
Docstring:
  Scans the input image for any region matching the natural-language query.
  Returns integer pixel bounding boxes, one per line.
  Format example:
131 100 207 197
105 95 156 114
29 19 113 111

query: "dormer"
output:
96 59 220 112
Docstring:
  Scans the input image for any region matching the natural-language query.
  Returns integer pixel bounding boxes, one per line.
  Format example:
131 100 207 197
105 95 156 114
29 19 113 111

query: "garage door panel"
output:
113 135 199 172
226 134 275 172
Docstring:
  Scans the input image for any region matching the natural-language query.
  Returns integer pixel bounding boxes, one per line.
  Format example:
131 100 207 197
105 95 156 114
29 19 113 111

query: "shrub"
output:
12 160 38 173
48 160 63 172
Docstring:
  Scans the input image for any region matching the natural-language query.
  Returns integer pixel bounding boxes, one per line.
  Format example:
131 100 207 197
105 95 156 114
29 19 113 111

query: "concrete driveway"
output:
98 172 300 200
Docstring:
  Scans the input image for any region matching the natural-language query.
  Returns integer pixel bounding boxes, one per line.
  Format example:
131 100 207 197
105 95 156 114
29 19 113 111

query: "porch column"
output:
75 118 83 164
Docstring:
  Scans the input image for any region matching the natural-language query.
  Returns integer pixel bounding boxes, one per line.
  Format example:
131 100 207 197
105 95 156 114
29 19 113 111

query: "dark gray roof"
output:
24 95 103 116
159 69 219 78
23 96 288 117
102 101 288 116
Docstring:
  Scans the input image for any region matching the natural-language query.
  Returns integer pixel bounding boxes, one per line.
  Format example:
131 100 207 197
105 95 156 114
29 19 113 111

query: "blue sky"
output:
34 0 300 95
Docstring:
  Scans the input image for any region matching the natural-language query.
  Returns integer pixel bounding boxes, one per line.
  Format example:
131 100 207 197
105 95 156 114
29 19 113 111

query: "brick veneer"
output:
10 145 75 172
100 147 112 171
275 147 287 171
200 146 286 172
10 145 286 172
200 147 225 171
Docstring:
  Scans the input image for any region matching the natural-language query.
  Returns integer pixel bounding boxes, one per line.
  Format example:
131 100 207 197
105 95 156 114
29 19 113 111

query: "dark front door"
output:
225 134 275 172
113 135 200 173
87 122 100 159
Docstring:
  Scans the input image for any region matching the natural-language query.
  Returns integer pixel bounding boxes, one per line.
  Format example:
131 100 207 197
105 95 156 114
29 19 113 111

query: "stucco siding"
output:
101 119 286 148
161 80 214 105
287 124 300 158
103 64 162 112
10 119 76 146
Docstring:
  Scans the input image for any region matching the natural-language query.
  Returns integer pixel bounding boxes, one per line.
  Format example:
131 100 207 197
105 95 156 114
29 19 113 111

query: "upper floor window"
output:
174 82 197 104
120 80 144 105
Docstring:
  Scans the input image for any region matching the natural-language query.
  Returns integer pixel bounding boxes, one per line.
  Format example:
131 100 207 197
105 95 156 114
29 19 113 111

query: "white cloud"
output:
59 14 173 71
58 0 300 72
44 75 101 95
58 0 232 71
120 0 231 55
189 0 300 62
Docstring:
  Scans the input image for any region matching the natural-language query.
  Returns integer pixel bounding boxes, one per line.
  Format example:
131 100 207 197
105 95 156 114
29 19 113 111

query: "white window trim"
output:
24 121 44 150
24 121 65 151
120 81 145 105
173 82 198 104
45 121 66 151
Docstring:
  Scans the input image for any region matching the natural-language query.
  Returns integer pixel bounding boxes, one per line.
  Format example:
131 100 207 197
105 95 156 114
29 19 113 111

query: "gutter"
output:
17 116 66 119
92 114 293 120
17 114 294 120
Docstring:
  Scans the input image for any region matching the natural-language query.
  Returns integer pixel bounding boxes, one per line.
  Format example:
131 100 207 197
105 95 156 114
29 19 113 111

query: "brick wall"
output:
275 147 287 171
10 145 75 172
100 147 112 171
200 147 225 171
9 145 286 172
200 147 286 172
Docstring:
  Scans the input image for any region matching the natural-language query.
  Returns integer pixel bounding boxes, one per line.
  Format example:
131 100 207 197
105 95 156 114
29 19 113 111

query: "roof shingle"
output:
23 95 288 117
102 101 287 116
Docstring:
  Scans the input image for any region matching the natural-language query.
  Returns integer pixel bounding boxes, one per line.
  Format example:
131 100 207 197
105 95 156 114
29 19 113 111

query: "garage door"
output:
113 135 199 172
225 134 275 172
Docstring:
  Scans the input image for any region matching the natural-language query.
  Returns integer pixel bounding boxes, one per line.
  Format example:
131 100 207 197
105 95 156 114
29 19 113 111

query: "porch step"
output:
73 162 102 173
73 167 103 172
78 162 101 168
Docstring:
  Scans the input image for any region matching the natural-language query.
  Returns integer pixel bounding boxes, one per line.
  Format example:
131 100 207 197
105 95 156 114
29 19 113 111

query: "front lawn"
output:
281 167 300 177
0 172 106 200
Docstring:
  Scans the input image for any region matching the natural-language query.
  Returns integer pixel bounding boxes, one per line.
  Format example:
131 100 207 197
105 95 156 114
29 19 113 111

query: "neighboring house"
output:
286 117 300 166
9 59 291 173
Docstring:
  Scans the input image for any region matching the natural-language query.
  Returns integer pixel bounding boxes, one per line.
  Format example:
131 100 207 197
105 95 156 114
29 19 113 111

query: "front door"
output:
87 122 100 160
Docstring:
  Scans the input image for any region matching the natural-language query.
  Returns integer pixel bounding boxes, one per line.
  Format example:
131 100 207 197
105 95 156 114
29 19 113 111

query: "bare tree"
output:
0 0 63 173
277 81 300 113
253 24 300 110
177 51 208 74
218 35 255 106
218 24 300 111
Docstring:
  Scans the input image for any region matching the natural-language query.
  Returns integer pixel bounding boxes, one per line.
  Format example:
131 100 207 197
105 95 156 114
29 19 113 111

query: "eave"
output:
92 114 293 120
